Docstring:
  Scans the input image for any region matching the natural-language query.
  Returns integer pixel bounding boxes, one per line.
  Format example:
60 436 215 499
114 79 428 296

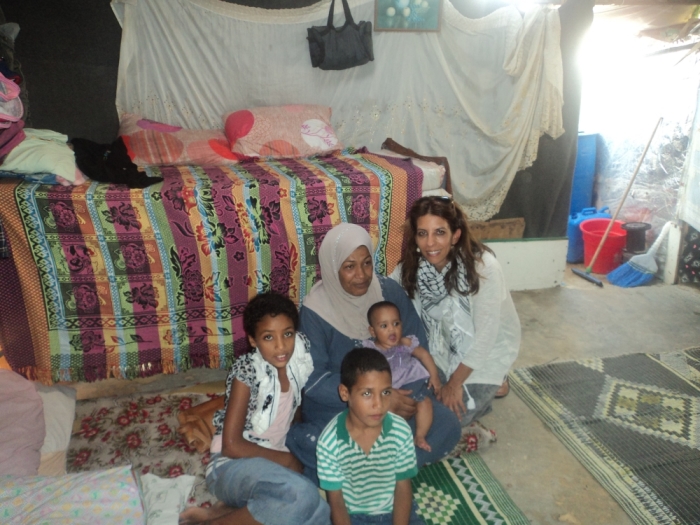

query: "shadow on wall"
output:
0 0 319 144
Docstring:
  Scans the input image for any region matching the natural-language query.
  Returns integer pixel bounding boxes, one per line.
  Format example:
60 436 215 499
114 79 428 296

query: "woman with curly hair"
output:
391 196 520 428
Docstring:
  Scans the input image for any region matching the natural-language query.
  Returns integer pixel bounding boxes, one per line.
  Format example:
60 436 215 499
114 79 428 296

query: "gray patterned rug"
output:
511 347 700 525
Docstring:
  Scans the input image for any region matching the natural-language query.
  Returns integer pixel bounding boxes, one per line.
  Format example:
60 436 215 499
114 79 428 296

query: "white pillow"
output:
1 128 81 183
139 473 195 525
422 188 452 199
35 383 76 455
379 149 446 191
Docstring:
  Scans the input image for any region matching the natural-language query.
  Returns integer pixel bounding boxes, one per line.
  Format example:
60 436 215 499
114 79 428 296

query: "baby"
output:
362 300 442 451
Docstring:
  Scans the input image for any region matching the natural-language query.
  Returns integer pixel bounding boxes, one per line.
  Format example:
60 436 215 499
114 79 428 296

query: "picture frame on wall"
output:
375 0 442 32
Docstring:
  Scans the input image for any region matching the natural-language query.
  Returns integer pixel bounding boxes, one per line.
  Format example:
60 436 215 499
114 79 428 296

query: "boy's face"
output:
339 370 393 430
247 313 296 370
368 306 402 350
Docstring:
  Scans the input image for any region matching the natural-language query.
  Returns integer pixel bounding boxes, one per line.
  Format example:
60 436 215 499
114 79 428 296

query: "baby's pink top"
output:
361 334 429 389
210 389 295 453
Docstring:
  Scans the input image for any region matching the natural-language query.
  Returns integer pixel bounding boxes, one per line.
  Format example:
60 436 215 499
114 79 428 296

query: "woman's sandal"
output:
450 421 497 456
495 377 510 399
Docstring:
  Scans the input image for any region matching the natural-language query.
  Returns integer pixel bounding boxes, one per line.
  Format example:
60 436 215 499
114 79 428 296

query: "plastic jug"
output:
567 206 611 263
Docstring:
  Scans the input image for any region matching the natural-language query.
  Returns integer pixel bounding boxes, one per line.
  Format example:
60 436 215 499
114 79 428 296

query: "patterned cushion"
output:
119 113 238 166
223 104 341 158
0 466 144 524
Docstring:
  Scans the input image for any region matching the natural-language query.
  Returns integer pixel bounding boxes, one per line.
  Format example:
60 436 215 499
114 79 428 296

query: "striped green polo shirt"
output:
316 410 418 515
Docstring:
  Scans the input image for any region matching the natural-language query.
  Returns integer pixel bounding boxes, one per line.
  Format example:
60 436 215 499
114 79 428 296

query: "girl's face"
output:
248 313 296 369
368 305 403 350
415 214 461 273
338 245 374 297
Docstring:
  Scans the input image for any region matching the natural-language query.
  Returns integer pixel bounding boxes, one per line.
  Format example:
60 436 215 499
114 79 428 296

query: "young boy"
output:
316 347 425 525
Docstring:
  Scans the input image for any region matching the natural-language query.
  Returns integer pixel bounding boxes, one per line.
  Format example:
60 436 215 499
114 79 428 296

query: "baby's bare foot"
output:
415 436 432 452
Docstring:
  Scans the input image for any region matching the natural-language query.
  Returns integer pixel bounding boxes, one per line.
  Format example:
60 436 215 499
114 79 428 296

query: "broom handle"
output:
646 221 672 257
585 117 663 272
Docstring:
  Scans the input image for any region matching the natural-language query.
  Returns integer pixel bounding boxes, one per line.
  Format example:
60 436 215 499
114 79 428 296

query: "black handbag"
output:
307 0 374 71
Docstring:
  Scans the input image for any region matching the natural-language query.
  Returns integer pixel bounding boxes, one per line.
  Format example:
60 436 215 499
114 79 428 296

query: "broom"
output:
607 221 672 287
571 117 663 287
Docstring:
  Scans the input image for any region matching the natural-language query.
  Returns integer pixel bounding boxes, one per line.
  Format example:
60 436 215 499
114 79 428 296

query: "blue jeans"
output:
286 399 460 484
350 502 425 524
206 454 330 525
402 378 431 402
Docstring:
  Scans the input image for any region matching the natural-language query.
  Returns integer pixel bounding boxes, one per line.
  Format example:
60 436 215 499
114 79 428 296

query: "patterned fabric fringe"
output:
0 149 422 384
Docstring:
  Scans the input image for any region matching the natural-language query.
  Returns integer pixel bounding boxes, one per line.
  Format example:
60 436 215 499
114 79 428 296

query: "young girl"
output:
179 292 330 525
362 300 442 452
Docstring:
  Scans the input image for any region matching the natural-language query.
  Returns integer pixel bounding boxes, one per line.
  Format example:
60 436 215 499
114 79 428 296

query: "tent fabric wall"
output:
2 0 587 236
494 0 594 238
112 0 564 221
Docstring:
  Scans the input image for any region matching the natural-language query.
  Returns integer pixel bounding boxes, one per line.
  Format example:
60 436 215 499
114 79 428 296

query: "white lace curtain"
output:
112 0 563 220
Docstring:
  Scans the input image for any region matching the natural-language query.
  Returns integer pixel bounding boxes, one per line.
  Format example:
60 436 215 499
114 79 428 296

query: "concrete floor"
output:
70 271 700 525
480 271 700 525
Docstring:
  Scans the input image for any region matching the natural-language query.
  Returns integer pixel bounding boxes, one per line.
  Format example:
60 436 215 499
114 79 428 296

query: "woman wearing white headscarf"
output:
286 223 461 483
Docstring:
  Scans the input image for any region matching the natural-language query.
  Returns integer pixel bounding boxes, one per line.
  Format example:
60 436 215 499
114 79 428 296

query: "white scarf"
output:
416 258 474 378
248 332 314 437
302 223 383 340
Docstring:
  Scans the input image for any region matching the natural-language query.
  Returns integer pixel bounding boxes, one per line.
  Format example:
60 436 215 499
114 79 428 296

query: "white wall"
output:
485 239 568 291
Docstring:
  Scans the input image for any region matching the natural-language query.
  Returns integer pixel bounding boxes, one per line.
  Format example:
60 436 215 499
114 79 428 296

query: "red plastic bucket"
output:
580 219 627 274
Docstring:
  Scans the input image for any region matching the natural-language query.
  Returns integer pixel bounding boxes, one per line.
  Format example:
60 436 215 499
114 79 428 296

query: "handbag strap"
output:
326 0 356 28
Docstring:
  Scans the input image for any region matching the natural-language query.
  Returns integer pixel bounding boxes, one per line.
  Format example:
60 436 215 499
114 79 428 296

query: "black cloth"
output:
679 224 700 286
70 136 163 188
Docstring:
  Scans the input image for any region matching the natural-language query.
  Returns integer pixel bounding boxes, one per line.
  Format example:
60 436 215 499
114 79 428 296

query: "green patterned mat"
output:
414 454 529 525
68 392 527 523
511 347 700 525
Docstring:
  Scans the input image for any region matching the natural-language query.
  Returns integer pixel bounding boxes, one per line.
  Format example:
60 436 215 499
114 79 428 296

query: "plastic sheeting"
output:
582 7 700 242
111 0 563 220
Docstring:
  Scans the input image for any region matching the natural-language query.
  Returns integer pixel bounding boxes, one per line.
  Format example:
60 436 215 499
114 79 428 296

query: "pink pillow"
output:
119 113 240 167
223 104 342 158
0 370 45 476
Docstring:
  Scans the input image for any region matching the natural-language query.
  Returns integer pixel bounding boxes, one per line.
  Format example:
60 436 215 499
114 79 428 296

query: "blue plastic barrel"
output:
567 206 611 263
569 132 598 216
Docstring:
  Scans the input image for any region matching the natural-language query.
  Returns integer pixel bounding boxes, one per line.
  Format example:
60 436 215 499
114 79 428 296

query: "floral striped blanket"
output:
0 148 422 384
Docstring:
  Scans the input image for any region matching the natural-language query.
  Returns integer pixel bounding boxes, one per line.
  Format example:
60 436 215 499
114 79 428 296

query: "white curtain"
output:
112 0 563 220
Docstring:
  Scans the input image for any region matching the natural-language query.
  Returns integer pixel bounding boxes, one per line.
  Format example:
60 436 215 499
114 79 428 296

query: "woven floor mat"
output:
511 347 700 525
67 392 527 523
